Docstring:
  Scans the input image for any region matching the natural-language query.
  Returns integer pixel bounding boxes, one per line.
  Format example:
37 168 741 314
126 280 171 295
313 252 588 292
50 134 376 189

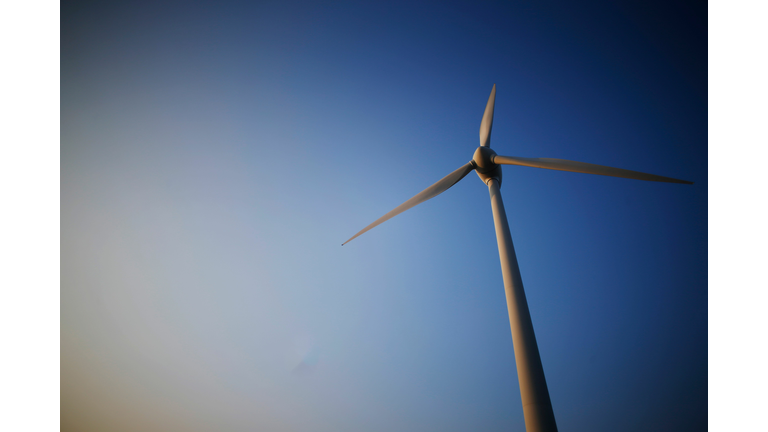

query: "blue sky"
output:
61 1 706 431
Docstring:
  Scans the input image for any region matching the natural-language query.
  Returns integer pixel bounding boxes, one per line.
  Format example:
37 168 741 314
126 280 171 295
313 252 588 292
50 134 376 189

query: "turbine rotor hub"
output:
473 146 502 185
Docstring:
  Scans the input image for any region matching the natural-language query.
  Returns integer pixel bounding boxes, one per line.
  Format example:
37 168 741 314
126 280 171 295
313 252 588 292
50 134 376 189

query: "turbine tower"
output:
343 85 692 432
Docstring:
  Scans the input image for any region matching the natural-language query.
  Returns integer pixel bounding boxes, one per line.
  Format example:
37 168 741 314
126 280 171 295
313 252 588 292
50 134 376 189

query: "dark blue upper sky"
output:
62 1 706 431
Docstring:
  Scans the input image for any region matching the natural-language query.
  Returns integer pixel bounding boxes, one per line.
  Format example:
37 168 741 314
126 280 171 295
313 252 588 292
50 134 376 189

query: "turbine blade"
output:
479 84 496 147
492 155 693 184
343 162 476 245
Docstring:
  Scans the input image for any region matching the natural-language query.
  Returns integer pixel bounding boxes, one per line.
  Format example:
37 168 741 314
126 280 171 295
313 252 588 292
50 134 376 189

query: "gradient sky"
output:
61 1 707 431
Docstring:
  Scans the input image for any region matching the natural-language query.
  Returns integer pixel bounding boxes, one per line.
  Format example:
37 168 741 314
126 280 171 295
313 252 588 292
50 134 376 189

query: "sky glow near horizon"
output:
62 1 707 431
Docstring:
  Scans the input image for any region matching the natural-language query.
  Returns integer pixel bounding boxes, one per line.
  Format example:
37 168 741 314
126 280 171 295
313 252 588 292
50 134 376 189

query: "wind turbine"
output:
342 85 692 432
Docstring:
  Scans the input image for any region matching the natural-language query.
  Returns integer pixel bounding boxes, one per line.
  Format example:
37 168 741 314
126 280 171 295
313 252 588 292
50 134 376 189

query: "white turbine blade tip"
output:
479 84 496 147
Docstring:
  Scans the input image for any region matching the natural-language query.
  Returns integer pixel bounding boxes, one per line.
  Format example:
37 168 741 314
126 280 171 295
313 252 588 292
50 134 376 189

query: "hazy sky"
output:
61 1 706 431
